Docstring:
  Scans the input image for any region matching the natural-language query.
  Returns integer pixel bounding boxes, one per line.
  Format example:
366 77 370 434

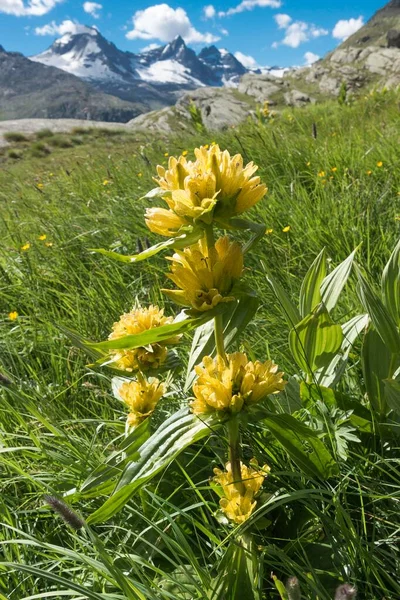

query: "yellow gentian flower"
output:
214 461 270 524
163 236 243 312
108 305 180 372
191 352 286 415
118 375 166 428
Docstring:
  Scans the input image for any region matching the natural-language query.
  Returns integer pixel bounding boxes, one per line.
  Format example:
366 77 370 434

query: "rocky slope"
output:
0 46 143 122
285 0 400 98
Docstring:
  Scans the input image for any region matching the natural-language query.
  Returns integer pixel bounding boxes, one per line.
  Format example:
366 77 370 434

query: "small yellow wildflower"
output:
266 228 273 235
306 161 311 167
366 170 372 176
377 161 383 168
36 183 44 189
282 225 291 233
331 167 337 172
49 172 54 177
138 172 143 177
191 352 286 415
45 242 53 247
182 150 189 156
103 179 111 186
8 311 18 320
318 171 326 178
38 234 47 241
118 375 166 428
204 144 209 149
164 236 243 312
214 461 270 524
164 152 169 157
108 305 180 372
21 243 30 251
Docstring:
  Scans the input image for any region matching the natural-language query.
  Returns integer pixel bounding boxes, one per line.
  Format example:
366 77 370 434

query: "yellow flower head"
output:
21 243 30 251
8 311 18 320
214 461 270 524
38 234 47 241
163 236 243 312
108 305 180 372
118 375 166 428
45 242 53 247
377 161 383 168
266 228 273 235
194 145 267 217
331 167 337 172
191 352 286 415
36 183 44 189
318 171 326 178
147 147 267 236
366 170 372 176
282 225 291 233
103 179 110 186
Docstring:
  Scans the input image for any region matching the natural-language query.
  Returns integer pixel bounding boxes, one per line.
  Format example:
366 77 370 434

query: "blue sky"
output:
0 1 387 66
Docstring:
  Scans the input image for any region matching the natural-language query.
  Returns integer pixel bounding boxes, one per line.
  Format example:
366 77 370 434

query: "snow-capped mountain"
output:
30 29 285 110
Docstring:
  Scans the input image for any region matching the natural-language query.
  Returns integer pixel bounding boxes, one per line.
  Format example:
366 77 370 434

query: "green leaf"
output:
81 418 151 494
87 409 223 524
289 304 343 377
207 540 261 600
381 238 400 326
263 413 338 478
217 217 266 254
316 313 369 388
299 249 326 318
262 264 301 327
361 327 392 419
184 294 260 391
321 247 358 313
89 228 203 264
88 307 223 352
357 270 400 354
384 378 400 415
140 186 168 200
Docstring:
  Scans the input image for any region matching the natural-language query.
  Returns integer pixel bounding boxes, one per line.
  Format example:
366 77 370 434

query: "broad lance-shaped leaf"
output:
81 418 151 494
89 228 203 264
320 247 358 313
362 327 391 419
87 409 224 524
184 293 260 391
216 217 266 254
384 378 400 415
263 413 338 478
263 264 301 328
315 313 369 388
88 307 224 352
381 238 400 326
299 248 326 318
357 270 400 354
289 303 343 377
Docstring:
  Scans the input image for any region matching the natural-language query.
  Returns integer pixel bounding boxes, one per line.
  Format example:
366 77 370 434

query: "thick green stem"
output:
214 313 227 363
204 224 215 254
228 417 245 495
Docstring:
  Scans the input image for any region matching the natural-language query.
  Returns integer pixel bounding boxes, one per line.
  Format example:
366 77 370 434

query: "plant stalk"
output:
228 416 245 495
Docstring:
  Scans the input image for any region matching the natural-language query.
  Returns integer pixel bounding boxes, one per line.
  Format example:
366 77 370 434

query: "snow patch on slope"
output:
136 60 204 86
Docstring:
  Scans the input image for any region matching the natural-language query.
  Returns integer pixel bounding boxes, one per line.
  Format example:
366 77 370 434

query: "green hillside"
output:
0 91 399 599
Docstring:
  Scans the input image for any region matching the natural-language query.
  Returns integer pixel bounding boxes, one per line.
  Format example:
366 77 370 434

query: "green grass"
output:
0 90 399 599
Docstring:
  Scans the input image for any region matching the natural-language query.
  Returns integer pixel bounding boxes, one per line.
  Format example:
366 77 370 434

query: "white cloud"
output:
203 4 216 19
83 2 102 19
234 51 258 68
273 15 328 48
219 0 282 17
34 19 96 36
141 43 160 52
0 0 63 16
275 13 291 29
332 16 364 41
220 27 229 36
126 4 219 44
304 51 319 65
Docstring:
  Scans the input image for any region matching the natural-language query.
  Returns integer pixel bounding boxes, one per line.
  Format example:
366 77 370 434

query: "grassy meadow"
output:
0 90 400 599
